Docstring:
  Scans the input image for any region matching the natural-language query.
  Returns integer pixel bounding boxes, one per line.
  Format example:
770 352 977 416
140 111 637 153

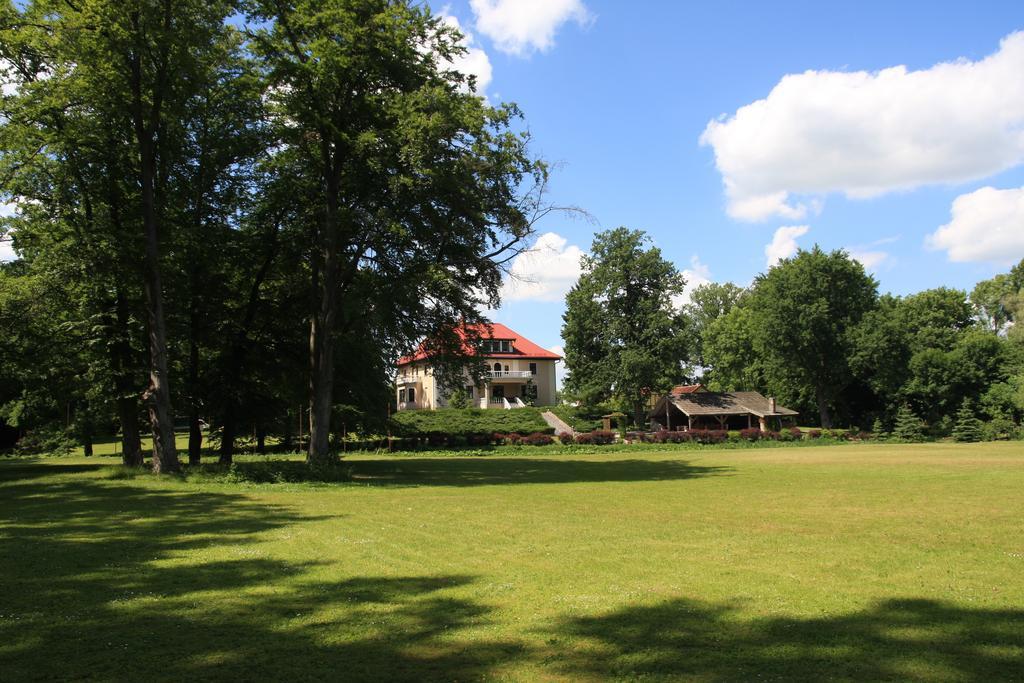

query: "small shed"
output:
601 412 627 431
648 390 798 431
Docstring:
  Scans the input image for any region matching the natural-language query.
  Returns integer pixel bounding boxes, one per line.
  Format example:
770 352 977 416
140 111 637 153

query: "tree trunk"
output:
256 424 266 455
187 298 202 466
815 385 833 428
111 289 144 468
308 163 341 466
188 411 202 465
633 400 646 432
219 407 236 466
128 40 178 473
117 397 144 467
139 144 179 473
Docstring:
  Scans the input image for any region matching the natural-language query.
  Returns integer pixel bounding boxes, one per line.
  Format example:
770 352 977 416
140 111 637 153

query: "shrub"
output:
690 429 726 444
446 387 470 410
393 408 552 439
951 400 983 443
981 414 1015 441
491 432 524 445
426 431 449 447
588 430 616 445
625 431 645 443
739 427 761 441
807 429 822 439
557 431 575 444
893 405 925 442
789 427 803 439
574 432 593 445
522 432 554 446
763 430 780 441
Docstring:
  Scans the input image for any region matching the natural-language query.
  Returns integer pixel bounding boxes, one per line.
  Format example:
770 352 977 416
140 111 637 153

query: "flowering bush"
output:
739 427 761 441
572 430 617 445
691 429 727 444
521 432 554 446
491 432 523 445
557 431 575 444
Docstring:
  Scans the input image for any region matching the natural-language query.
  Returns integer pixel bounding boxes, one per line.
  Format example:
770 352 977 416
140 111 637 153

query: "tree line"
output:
0 0 550 468
563 229 1024 436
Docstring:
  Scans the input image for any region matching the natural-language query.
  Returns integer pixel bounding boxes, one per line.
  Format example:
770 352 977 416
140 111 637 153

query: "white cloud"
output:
470 0 591 57
765 225 809 267
847 249 889 272
439 13 493 95
500 231 584 302
701 32 1024 221
672 255 712 308
926 185 1024 264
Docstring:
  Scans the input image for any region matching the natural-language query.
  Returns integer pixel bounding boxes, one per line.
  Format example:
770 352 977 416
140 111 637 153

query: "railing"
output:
485 370 534 379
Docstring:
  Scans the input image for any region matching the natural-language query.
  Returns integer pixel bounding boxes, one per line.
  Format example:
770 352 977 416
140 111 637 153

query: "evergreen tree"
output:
871 417 887 438
952 399 983 443
893 404 924 442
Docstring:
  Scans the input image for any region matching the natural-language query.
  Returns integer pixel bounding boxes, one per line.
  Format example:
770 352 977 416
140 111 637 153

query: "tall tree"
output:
684 281 745 369
745 247 877 427
562 227 688 427
250 0 545 465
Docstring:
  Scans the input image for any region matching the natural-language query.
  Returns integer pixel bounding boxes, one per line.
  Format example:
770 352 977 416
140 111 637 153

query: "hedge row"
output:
621 428 873 444
391 408 551 438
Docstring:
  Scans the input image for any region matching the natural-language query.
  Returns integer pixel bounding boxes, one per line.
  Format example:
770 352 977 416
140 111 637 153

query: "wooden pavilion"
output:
648 389 798 431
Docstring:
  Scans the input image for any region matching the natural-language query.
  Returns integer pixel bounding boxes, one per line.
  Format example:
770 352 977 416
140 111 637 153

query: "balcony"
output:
486 370 534 380
477 396 528 409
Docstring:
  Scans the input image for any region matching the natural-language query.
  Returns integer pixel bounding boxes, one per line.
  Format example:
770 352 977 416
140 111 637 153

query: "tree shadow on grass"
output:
347 457 731 487
0 472 524 681
548 596 1024 681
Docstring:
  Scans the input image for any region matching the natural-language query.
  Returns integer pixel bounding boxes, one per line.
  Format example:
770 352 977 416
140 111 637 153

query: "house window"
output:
504 365 509 372
407 387 415 403
399 389 406 403
529 362 537 375
500 340 510 352
465 385 474 398
493 362 502 373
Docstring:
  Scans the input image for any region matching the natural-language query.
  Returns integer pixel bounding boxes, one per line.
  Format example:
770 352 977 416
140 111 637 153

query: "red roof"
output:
398 323 562 366
670 384 705 396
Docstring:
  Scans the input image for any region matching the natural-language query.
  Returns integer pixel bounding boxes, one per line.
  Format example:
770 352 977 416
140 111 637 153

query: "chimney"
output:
768 397 776 413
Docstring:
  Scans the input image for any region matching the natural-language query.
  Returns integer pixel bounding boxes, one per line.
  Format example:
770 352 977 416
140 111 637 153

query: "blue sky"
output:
442 0 1024 361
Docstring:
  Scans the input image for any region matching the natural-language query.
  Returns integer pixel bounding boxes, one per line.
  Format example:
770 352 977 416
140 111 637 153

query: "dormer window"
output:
481 339 514 354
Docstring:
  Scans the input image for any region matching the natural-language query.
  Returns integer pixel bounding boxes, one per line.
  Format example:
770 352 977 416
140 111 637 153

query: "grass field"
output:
1 443 1022 681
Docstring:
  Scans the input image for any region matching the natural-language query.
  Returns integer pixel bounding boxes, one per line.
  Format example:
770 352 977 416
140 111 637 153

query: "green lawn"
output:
1 443 1022 681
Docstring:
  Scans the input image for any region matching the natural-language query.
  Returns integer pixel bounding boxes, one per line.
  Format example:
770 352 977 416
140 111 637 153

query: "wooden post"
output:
666 401 671 431
687 414 693 431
